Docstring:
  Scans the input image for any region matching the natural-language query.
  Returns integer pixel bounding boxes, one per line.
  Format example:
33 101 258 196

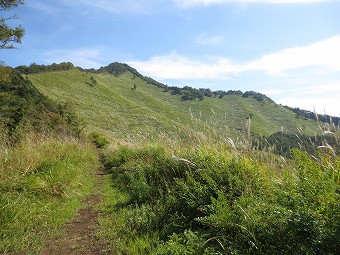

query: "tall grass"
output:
0 137 99 254
98 141 339 254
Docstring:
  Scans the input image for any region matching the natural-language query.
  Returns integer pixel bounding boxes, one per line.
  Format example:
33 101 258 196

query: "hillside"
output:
1 63 338 254
26 63 319 145
0 66 81 143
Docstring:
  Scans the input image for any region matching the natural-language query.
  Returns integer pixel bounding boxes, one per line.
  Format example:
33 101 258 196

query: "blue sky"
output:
2 0 340 116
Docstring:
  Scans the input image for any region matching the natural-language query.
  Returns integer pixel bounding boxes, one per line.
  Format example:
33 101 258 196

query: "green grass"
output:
22 66 339 254
96 173 159 254
97 143 339 255
28 70 195 144
28 68 319 146
0 137 99 254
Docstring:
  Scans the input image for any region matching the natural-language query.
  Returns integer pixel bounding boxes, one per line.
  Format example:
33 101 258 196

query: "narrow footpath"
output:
40 169 107 255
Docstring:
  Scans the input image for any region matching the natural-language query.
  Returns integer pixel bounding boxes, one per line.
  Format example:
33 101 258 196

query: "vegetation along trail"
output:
40 165 108 255
1 64 339 254
2 1 338 253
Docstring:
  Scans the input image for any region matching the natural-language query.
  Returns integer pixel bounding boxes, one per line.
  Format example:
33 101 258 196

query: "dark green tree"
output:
90 76 97 86
0 0 24 49
131 83 137 90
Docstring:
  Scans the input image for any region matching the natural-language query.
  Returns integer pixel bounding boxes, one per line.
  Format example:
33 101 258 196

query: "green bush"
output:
0 66 83 142
155 230 212 255
101 145 340 254
90 131 110 149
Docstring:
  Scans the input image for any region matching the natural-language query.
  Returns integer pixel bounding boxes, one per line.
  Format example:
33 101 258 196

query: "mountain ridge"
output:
16 62 339 123
20 62 329 147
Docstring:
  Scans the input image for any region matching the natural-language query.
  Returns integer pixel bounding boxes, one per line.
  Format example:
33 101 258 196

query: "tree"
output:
0 0 24 49
90 76 97 86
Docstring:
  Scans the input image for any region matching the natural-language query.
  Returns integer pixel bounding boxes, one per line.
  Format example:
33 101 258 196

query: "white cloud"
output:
43 48 106 68
260 80 340 96
265 82 340 116
290 82 340 95
195 33 224 45
128 53 241 79
278 96 340 116
175 0 331 8
129 35 340 80
260 89 284 95
245 35 340 75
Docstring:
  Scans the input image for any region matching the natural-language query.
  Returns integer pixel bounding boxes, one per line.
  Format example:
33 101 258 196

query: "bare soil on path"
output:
40 170 107 255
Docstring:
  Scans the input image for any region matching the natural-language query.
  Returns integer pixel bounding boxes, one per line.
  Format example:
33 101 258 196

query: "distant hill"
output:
21 62 324 144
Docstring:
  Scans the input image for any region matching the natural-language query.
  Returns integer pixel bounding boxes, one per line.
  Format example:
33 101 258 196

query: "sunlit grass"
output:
28 68 319 145
0 137 99 254
20 67 339 254
97 139 339 255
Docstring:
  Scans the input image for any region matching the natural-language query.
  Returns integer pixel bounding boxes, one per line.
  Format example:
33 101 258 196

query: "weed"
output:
0 138 98 254
98 143 339 254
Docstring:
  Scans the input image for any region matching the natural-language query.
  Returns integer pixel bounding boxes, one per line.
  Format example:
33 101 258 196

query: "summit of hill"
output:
16 62 329 147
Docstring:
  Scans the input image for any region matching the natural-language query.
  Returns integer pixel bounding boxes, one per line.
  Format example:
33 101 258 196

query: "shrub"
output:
101 145 340 254
90 131 110 149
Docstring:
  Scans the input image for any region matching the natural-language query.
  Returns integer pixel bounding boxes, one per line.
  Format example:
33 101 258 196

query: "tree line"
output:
13 62 276 103
283 105 340 125
256 131 339 157
82 62 274 102
15 62 75 74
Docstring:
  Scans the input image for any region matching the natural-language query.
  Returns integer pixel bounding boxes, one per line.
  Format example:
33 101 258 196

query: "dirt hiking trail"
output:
40 169 107 255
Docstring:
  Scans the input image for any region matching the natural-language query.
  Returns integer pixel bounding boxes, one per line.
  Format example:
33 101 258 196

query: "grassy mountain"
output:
26 63 319 146
2 63 338 254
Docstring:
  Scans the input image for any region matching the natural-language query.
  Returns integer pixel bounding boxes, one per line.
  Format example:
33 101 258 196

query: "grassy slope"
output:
28 68 318 144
